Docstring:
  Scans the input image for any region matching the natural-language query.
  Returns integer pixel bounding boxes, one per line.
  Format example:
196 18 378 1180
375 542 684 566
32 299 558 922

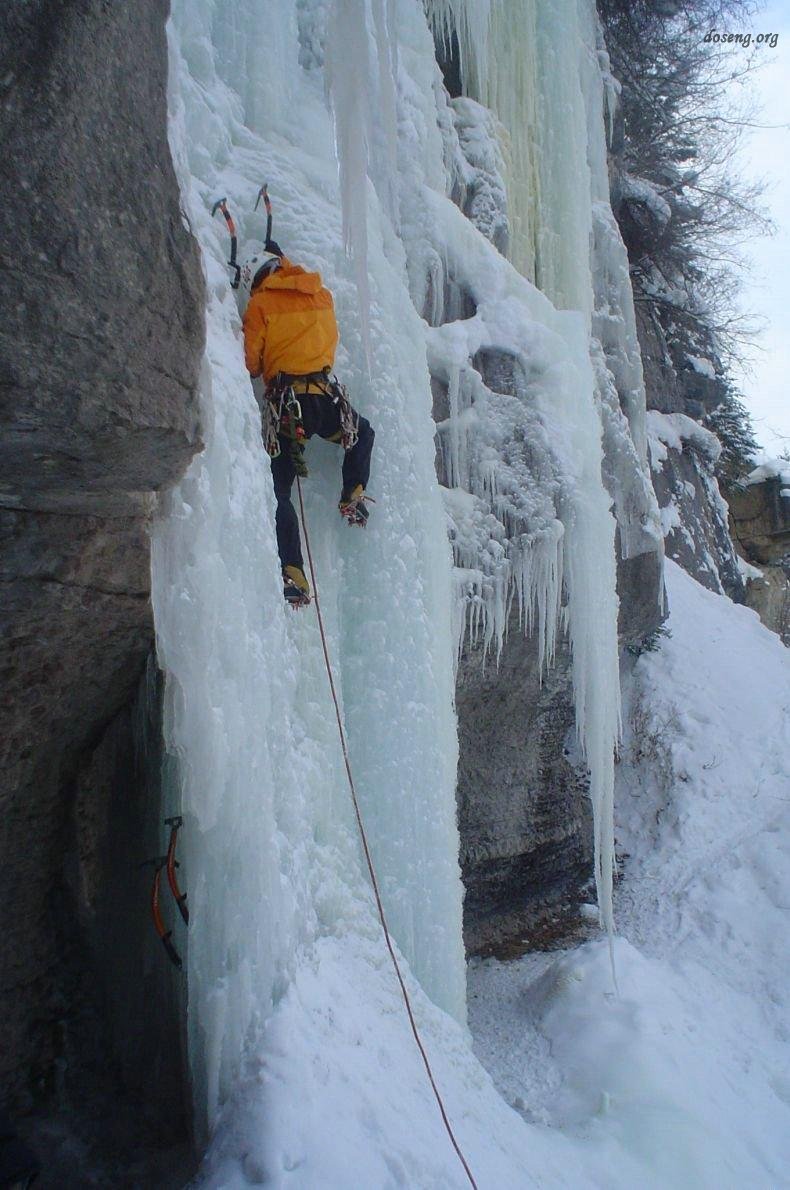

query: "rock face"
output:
729 476 790 563
648 432 745 601
454 511 663 958
729 477 790 644
633 303 684 416
457 628 593 956
0 0 204 1154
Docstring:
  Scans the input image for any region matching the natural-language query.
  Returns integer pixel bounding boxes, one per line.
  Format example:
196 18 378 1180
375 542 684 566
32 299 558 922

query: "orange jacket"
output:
242 257 339 383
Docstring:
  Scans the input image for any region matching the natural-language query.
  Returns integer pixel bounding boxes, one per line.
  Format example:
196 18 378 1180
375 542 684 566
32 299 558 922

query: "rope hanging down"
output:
295 477 478 1190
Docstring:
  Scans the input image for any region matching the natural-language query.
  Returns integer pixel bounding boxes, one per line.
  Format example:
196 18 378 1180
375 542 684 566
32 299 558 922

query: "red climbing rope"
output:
295 476 478 1190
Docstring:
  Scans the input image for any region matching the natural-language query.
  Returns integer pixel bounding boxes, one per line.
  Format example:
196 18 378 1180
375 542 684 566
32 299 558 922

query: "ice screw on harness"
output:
141 815 188 969
284 392 308 477
262 379 309 475
211 197 241 288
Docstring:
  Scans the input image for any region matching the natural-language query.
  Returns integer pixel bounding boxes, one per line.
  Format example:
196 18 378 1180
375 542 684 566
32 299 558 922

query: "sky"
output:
728 1 790 457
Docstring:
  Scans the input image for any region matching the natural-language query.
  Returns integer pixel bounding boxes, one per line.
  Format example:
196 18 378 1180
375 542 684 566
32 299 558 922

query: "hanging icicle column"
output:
424 0 632 940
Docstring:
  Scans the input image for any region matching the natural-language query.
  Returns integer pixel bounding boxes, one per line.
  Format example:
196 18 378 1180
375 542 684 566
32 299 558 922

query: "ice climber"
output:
241 247 375 607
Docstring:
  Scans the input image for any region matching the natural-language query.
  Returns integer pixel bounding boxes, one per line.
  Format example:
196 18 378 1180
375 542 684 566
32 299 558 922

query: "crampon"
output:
339 485 374 527
284 585 311 608
283 565 311 608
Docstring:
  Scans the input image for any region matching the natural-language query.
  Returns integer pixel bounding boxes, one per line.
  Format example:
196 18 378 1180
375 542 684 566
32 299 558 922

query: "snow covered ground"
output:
470 559 790 1188
194 561 790 1188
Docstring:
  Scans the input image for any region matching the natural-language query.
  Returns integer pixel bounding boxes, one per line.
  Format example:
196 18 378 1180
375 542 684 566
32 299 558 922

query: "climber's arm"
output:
243 298 267 378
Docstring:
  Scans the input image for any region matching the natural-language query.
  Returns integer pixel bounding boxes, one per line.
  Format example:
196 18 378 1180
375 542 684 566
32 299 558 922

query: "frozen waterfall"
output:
149 0 655 1180
156 0 465 1139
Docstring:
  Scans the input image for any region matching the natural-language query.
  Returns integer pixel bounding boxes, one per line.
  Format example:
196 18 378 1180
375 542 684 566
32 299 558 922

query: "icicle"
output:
425 0 492 98
477 0 542 283
371 0 399 226
425 32 625 941
326 0 373 367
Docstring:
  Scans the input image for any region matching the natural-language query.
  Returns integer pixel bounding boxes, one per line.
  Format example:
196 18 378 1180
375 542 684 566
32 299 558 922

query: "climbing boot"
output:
338 484 370 527
283 565 310 608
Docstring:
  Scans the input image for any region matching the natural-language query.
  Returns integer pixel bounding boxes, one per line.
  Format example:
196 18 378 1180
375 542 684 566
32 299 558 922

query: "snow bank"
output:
737 555 764 581
471 560 790 1186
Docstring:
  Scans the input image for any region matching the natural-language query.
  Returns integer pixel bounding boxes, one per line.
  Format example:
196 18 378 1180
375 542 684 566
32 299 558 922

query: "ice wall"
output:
151 0 660 1173
430 0 658 545
156 0 465 1139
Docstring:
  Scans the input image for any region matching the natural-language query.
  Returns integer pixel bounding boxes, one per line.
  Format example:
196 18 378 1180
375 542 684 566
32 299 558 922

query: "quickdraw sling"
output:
263 370 360 478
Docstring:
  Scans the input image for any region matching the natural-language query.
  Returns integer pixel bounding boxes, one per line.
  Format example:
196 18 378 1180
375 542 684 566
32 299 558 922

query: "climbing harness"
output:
211 197 241 288
264 369 359 462
142 815 189 970
263 365 359 477
283 392 308 477
328 373 360 452
264 378 309 475
299 368 361 451
262 389 284 459
295 477 478 1190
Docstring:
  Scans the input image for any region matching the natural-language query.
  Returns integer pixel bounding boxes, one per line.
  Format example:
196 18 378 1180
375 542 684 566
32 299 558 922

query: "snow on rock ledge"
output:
646 410 722 465
647 411 742 599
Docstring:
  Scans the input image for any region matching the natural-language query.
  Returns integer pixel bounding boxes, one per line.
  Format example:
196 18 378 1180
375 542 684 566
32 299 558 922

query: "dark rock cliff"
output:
450 380 663 957
0 0 203 1169
729 477 790 644
457 628 593 956
647 425 745 601
605 38 747 606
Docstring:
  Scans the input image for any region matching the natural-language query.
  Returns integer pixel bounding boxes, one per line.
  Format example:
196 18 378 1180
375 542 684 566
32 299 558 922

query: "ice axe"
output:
140 814 188 970
211 196 241 288
254 183 283 257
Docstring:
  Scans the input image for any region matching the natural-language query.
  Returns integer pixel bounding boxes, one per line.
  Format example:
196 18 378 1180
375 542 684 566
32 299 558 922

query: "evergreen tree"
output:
705 385 759 486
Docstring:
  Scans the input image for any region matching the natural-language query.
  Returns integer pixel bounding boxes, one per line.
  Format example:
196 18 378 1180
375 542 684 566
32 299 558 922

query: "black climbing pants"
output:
270 392 375 571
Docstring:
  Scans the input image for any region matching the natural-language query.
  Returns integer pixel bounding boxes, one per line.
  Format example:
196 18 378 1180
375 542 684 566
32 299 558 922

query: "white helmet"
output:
240 250 281 297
